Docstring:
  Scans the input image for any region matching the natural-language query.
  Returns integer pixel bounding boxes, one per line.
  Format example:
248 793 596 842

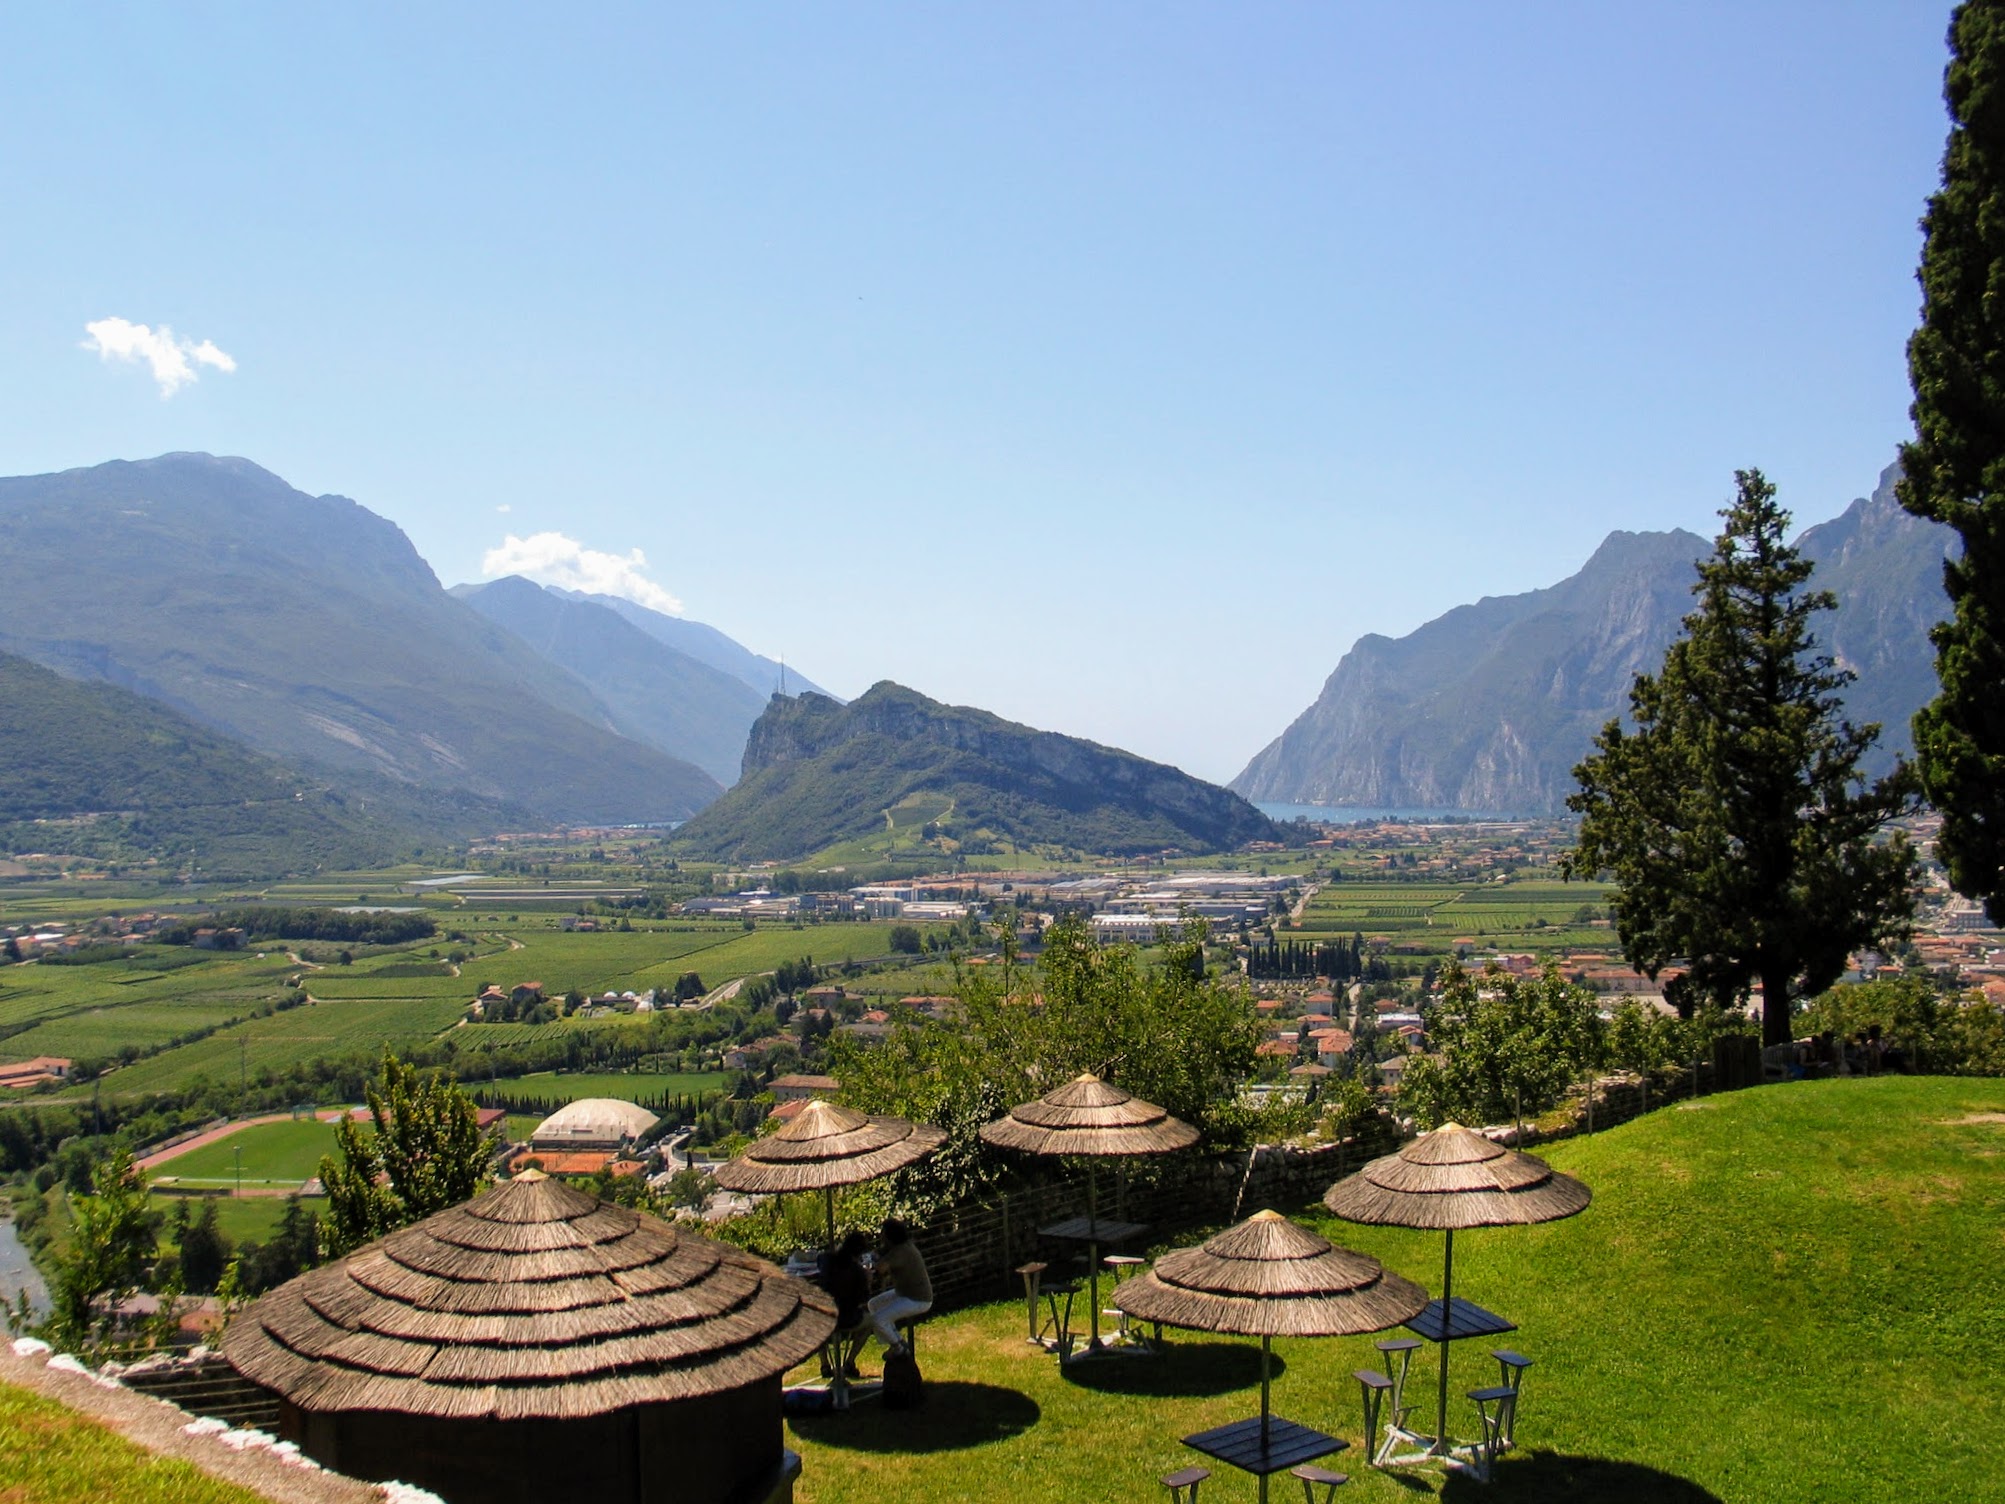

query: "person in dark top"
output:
819 1230 873 1333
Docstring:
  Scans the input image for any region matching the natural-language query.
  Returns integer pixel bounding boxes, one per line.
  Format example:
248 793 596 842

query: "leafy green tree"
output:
1567 471 1919 1047
43 1147 157 1352
319 1052 492 1256
888 925 922 955
1900 0 2005 920
834 914 1260 1204
176 1198 232 1294
1399 962 1603 1129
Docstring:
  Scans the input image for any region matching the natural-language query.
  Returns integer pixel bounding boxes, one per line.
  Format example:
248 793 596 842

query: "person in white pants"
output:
866 1218 932 1355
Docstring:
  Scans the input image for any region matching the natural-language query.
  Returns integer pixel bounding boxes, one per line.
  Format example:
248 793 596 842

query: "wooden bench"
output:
1288 1463 1348 1502
1159 1465 1210 1503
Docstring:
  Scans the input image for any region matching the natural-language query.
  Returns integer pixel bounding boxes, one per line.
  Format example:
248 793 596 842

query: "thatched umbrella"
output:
1116 1208 1428 1468
710 1099 945 1250
981 1074 1199 1350
1322 1123 1590 1456
223 1173 835 1504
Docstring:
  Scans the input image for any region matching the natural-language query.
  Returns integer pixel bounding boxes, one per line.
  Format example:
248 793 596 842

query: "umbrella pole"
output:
1260 1333 1273 1504
1433 1227 1455 1455
1086 1165 1102 1349
824 1187 837 1254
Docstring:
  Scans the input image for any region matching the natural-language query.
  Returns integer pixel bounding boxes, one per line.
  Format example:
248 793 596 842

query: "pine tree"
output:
1899 0 2005 918
1567 470 1919 1047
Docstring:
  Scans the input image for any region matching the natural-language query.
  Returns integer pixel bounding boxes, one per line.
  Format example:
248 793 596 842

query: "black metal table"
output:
1038 1215 1147 1354
1182 1415 1347 1504
1378 1298 1518 1466
1405 1297 1516 1345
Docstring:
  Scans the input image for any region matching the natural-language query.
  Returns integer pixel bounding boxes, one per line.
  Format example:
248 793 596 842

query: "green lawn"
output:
150 1117 340 1189
0 1382 272 1504
787 1077 2003 1503
149 1193 327 1247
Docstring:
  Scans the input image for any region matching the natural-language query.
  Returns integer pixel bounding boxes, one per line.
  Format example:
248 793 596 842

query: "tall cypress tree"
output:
1568 471 1918 1047
1900 0 2005 919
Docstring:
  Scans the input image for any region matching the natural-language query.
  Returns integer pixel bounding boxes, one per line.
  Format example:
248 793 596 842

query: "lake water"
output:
1255 802 1527 825
0 1214 48 1317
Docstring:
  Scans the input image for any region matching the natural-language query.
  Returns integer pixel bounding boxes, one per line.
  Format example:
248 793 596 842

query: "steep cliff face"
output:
1233 465 1953 812
679 682 1285 861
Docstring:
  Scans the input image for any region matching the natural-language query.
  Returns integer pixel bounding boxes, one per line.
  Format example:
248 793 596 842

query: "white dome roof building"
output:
530 1096 660 1152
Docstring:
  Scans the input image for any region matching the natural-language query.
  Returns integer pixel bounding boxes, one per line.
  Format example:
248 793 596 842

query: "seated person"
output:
866 1218 932 1357
819 1231 873 1333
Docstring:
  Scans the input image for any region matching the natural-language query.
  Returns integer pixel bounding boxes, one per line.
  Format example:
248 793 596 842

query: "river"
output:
0 1213 49 1318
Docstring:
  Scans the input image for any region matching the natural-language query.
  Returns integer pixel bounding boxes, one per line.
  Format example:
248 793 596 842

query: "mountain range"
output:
672 681 1287 861
1233 464 1953 813
0 453 805 831
0 649 462 876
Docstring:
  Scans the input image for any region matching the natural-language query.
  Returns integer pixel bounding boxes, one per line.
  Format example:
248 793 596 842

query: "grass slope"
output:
787 1077 2002 1503
0 1383 272 1504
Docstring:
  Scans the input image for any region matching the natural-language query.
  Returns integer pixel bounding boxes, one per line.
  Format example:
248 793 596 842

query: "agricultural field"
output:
3 897 930 1100
475 1070 729 1105
0 950 301 1065
60 996 469 1098
1294 878 1616 954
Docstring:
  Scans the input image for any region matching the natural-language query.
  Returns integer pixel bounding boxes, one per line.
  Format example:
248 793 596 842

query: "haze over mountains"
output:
0 454 738 828
1234 464 1952 813
0 451 1954 870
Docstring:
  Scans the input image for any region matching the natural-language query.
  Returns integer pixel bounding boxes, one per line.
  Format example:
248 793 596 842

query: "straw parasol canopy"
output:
1116 1210 1427 1480
1114 1209 1427 1339
979 1073 1199 1157
1320 1122 1591 1231
1321 1123 1590 1456
711 1100 944 1195
224 1173 836 1422
709 1100 944 1247
982 1074 1199 1351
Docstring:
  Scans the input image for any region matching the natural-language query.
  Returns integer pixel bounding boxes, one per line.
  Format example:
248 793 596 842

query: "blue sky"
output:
0 3 1956 783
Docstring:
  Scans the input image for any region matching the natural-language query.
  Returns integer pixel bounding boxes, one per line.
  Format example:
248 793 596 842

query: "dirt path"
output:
1 1344 381 1504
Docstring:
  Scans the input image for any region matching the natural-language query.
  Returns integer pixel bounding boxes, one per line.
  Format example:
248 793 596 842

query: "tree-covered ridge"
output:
672 681 1287 860
0 651 427 876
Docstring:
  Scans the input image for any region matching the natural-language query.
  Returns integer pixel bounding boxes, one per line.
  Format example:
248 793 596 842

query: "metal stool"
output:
1160 1465 1210 1503
1038 1279 1080 1353
1104 1254 1157 1348
1354 1370 1394 1464
1288 1464 1348 1502
1016 1261 1049 1344
1468 1386 1517 1482
1489 1349 1532 1448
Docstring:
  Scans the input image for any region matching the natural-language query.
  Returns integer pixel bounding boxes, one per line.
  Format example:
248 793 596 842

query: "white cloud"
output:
81 317 237 397
482 531 684 614
495 503 511 513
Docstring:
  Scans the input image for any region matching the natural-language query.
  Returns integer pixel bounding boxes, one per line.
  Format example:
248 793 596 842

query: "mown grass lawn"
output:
787 1077 2003 1504
0 1382 270 1504
152 1117 339 1188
